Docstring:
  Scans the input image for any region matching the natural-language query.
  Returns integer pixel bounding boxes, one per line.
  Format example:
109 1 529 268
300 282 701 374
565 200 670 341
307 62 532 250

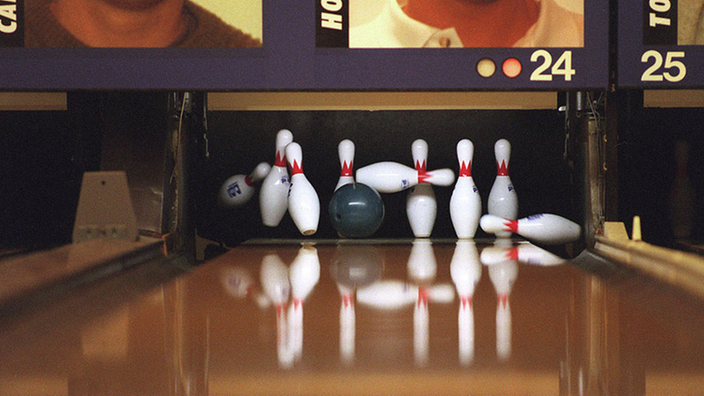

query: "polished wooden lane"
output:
1 240 703 395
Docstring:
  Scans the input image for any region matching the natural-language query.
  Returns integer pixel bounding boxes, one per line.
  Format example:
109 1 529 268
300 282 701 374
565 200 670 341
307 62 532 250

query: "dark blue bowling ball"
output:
329 183 385 238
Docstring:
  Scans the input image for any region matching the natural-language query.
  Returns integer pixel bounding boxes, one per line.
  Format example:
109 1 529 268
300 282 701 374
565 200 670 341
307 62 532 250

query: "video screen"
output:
317 0 584 48
1 0 262 48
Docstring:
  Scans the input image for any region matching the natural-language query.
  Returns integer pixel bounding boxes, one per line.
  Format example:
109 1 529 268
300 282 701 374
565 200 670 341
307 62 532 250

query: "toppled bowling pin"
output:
286 142 321 236
335 139 356 191
480 213 581 245
260 129 294 227
406 139 437 238
219 162 271 208
356 162 455 193
450 139 482 239
488 139 518 237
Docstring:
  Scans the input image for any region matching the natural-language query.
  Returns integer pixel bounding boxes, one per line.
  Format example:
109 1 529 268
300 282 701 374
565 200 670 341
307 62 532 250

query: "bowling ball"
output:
328 183 385 238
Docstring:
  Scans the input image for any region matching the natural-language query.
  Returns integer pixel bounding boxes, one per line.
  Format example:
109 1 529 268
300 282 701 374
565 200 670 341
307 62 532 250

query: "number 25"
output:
641 50 686 82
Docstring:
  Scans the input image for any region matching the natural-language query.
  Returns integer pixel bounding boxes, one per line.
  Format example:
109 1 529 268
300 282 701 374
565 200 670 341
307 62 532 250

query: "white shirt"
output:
350 0 584 48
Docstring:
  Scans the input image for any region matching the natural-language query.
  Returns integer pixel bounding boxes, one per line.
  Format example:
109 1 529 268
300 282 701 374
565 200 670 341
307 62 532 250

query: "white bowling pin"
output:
335 139 356 191
487 257 517 362
406 139 437 238
450 139 482 239
219 162 271 208
286 143 321 236
488 139 518 238
450 241 482 366
260 129 294 227
356 162 455 193
480 213 581 245
356 280 454 309
288 245 320 360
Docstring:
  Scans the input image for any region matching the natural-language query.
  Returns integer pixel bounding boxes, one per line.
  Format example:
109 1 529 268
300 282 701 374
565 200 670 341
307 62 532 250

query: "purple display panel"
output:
0 0 607 90
619 0 704 88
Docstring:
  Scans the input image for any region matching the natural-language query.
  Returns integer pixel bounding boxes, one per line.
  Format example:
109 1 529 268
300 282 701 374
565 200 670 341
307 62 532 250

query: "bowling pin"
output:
335 139 356 191
406 139 437 238
488 139 518 237
356 162 455 194
218 162 271 208
480 213 581 245
356 280 454 310
260 129 294 227
286 142 321 236
450 139 482 239
487 250 518 362
288 245 320 360
450 241 482 366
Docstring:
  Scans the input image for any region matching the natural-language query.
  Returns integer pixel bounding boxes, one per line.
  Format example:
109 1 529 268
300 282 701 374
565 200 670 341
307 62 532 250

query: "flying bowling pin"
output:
450 139 482 239
219 162 271 208
488 139 518 238
480 213 581 245
450 241 482 365
335 139 356 191
286 142 321 236
406 139 437 238
288 245 321 360
260 129 294 227
356 162 455 194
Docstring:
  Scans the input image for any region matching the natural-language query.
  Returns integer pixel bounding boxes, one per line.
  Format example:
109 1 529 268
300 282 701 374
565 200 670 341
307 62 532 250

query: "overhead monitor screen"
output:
618 0 704 88
0 0 607 90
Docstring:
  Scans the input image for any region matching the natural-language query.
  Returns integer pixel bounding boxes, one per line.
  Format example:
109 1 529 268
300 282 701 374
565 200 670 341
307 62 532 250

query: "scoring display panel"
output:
0 0 608 90
619 0 704 88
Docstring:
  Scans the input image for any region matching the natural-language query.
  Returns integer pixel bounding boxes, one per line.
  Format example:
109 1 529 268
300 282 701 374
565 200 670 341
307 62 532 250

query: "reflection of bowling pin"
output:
450 241 482 365
480 242 566 266
221 267 270 308
357 280 454 309
487 253 518 362
286 143 321 236
669 140 695 240
260 129 294 227
407 139 437 238
335 139 356 191
356 162 455 193
450 139 482 239
338 284 356 366
488 139 518 238
406 238 436 367
259 254 293 368
480 213 581 245
288 245 321 361
219 162 271 208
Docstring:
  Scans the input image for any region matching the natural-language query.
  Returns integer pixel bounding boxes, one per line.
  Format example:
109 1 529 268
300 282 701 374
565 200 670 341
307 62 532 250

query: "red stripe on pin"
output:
274 151 287 167
459 161 471 177
504 219 519 233
290 160 303 175
341 161 353 177
497 160 509 176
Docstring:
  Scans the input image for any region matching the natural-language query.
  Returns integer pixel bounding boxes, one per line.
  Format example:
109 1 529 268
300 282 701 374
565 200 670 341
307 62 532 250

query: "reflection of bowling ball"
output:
328 183 385 238
330 245 384 289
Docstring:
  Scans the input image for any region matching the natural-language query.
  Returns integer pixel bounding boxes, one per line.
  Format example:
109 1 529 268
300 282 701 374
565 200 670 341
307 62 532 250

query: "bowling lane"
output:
1 240 704 395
